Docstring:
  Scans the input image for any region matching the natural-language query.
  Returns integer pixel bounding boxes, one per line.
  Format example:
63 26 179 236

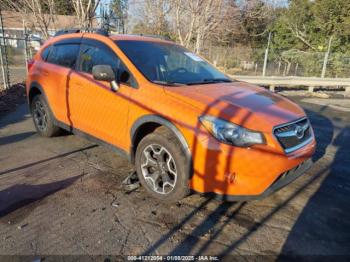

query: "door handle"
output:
42 70 49 76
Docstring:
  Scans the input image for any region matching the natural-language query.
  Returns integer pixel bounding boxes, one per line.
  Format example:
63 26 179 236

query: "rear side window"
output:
47 44 80 68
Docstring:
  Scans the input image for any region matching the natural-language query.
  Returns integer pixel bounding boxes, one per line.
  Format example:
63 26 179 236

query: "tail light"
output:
27 59 34 72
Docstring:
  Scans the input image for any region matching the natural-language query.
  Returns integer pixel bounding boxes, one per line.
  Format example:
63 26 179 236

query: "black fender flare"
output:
28 81 47 104
130 115 192 164
28 81 55 118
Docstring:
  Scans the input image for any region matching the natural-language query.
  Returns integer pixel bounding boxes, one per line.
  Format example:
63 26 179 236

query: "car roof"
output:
110 34 174 44
50 32 174 43
44 33 176 49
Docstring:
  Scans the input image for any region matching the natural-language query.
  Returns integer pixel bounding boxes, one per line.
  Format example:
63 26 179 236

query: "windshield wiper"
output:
153 80 185 86
186 78 232 85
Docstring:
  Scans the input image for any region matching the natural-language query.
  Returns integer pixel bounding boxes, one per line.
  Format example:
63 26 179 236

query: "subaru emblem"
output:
295 125 305 139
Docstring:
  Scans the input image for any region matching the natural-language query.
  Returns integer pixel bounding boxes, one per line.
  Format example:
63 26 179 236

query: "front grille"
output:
274 118 312 153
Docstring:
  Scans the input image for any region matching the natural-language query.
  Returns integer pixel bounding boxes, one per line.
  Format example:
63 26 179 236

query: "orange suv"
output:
26 31 316 202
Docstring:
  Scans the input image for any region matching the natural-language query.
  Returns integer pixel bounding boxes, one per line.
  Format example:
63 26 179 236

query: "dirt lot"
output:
0 84 26 118
0 97 350 260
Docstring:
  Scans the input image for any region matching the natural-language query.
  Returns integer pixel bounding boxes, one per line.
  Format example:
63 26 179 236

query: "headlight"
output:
199 115 265 147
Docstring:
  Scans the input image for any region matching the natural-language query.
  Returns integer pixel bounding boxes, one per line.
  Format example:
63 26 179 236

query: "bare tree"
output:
132 0 171 36
109 0 128 33
288 22 317 51
71 0 101 29
240 0 276 38
131 0 241 57
171 0 240 53
1 0 57 39
171 0 200 48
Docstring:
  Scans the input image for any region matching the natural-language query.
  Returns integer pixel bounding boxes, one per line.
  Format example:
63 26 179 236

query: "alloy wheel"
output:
33 100 48 131
141 144 177 194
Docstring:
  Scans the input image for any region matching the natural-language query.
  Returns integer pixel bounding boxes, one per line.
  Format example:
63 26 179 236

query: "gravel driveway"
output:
0 97 349 260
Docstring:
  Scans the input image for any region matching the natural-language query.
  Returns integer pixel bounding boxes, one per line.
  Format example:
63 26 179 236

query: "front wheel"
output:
135 127 190 202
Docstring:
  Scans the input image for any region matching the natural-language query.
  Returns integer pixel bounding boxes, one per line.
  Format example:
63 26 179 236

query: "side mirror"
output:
92 65 116 82
92 65 119 92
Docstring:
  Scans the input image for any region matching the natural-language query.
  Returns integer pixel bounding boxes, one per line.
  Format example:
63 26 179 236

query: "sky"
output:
98 0 290 15
97 0 290 32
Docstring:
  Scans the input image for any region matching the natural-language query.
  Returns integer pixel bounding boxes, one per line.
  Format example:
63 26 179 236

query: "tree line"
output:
1 0 349 77
1 0 103 39
132 0 350 77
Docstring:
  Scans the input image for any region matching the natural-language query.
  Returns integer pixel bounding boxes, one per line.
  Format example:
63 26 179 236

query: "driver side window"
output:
77 42 137 88
78 44 118 74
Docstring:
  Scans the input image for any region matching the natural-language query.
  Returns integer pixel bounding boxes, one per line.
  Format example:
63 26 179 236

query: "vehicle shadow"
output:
0 103 30 129
304 108 334 162
0 131 36 146
0 174 83 219
213 104 337 258
0 144 97 176
278 124 350 258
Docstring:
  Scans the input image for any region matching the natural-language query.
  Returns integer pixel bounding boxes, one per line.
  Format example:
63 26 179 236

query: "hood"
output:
164 81 305 133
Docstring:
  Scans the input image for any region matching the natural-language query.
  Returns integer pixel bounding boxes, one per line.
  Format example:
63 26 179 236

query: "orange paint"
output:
26 33 316 199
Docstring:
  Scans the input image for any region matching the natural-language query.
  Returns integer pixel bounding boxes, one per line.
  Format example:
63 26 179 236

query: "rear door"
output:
38 38 81 123
68 38 137 150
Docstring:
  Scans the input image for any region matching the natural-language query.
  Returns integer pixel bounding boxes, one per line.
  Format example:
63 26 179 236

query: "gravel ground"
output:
0 97 349 260
0 83 26 118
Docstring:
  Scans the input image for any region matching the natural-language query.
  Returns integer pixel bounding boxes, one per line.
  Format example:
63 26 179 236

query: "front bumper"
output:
189 128 316 198
211 158 313 201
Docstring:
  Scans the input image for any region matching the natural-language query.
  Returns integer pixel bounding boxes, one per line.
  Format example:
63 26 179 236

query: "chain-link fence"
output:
2 17 350 91
2 40 350 90
0 36 41 91
202 45 350 78
0 7 42 91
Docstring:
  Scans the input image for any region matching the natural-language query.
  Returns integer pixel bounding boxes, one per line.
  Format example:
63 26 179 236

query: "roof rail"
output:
54 29 81 37
130 34 172 41
54 28 109 37
85 28 109 36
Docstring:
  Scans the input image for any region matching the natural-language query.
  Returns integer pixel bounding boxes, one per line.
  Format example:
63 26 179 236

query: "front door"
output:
68 38 135 150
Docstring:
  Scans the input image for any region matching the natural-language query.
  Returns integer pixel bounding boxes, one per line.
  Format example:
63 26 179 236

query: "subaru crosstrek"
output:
26 32 316 202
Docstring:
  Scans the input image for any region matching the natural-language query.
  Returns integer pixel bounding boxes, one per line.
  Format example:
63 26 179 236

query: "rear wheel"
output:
135 127 190 202
31 95 61 137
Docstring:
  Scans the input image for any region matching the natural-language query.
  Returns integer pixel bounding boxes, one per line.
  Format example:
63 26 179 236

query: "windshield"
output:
115 40 232 85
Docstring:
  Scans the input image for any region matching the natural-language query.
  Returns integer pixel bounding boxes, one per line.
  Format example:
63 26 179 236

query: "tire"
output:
135 126 190 202
31 94 61 137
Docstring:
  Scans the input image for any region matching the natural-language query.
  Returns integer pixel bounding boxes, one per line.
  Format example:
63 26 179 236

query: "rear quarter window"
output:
41 46 51 61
